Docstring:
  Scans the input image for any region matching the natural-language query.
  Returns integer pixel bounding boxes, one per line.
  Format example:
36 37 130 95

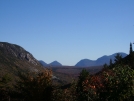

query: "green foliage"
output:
75 64 134 101
102 65 134 100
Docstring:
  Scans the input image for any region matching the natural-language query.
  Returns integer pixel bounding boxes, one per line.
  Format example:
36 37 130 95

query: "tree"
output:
103 63 108 69
101 65 134 100
114 53 122 64
130 42 133 55
16 69 53 101
109 59 113 68
77 69 90 101
109 59 112 66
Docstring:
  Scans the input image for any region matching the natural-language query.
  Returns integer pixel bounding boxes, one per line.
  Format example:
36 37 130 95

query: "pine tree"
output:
114 53 122 64
103 63 108 68
77 69 90 101
129 43 134 69
129 42 133 55
109 59 113 66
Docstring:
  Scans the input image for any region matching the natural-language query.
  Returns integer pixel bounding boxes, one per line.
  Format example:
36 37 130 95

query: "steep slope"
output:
0 42 44 79
75 52 128 67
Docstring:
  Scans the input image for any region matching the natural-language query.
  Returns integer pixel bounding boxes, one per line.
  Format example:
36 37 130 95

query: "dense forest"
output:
0 43 134 101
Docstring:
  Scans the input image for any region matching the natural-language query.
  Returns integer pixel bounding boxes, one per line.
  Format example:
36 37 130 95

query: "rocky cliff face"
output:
0 42 40 66
0 42 44 76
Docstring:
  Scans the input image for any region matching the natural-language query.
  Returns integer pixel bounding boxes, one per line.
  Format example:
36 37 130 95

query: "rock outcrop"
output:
0 42 40 66
0 42 44 75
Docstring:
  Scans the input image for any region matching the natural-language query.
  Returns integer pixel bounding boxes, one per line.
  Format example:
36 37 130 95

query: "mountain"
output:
39 60 48 66
0 42 44 80
96 52 128 65
75 59 96 67
75 52 128 67
49 61 62 66
38 60 62 67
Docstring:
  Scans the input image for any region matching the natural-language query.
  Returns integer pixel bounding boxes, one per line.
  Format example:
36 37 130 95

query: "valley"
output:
0 42 134 101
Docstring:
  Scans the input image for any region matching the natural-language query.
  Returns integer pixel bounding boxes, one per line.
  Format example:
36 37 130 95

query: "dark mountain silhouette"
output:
49 61 62 66
39 60 48 66
75 52 128 67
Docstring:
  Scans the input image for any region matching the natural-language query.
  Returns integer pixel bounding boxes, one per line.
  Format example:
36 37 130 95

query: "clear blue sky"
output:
0 0 134 66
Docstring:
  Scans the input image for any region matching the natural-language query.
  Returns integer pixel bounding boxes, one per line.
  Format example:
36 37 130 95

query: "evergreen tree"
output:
109 59 113 66
129 43 134 69
77 69 90 101
77 69 90 94
103 63 108 68
114 53 122 63
129 42 133 55
109 59 113 68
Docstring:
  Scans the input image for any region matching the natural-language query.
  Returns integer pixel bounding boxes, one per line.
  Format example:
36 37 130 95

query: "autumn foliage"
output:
76 64 134 101
16 69 53 101
1 44 134 100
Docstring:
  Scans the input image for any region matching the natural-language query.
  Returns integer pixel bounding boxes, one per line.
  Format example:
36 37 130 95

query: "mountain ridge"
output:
75 52 128 67
39 52 128 67
39 60 62 67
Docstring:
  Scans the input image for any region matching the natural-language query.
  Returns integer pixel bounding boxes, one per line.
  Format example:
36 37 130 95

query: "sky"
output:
0 0 134 66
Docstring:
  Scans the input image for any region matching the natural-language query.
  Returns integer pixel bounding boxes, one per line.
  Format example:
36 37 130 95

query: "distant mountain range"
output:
39 60 62 67
75 52 128 67
39 52 128 67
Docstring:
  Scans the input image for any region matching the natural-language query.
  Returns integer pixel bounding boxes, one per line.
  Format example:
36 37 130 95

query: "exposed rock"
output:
0 42 44 87
0 42 39 66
